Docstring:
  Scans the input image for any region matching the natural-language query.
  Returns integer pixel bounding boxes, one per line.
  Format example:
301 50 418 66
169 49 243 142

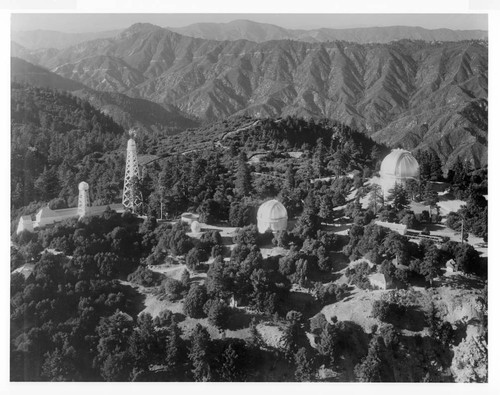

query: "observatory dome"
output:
257 199 288 234
380 149 419 179
78 181 89 191
191 221 201 233
380 149 419 197
127 139 137 151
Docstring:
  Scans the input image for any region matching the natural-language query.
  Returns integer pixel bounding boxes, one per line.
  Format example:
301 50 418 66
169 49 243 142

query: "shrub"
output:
286 310 303 323
371 300 406 322
346 261 372 289
310 313 329 336
164 278 186 300
204 299 231 329
185 247 208 271
127 265 163 287
183 284 208 318
153 309 175 327
314 282 347 305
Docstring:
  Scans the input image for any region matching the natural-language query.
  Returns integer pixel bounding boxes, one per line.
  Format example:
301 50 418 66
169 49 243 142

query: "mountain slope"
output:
11 57 87 91
11 28 122 50
168 20 488 43
11 57 199 135
12 24 488 168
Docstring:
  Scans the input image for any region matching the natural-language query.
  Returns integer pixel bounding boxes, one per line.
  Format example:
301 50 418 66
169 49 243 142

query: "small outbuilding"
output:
368 273 394 290
35 206 60 228
16 215 34 234
257 199 288 234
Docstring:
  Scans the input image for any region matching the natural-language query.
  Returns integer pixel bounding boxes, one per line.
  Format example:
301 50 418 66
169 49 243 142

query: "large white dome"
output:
257 199 288 234
380 149 419 198
380 149 419 179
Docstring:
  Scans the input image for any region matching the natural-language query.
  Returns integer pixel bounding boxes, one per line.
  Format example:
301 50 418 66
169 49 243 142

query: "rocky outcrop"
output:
451 335 488 382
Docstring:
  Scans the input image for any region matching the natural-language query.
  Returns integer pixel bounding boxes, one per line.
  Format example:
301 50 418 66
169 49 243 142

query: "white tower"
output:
78 181 90 218
122 133 142 212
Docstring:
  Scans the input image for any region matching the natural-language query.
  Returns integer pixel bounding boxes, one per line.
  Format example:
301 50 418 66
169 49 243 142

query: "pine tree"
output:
318 195 334 223
294 347 315 382
34 166 60 201
317 324 336 367
188 324 213 381
218 344 240 381
388 183 409 211
164 322 184 375
312 138 327 177
429 152 443 181
423 183 439 222
235 152 252 197
354 337 385 382
284 163 295 190
180 269 190 288
368 184 384 213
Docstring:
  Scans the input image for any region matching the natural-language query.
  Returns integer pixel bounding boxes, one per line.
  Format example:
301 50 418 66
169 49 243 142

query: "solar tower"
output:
122 131 142 212
77 181 90 218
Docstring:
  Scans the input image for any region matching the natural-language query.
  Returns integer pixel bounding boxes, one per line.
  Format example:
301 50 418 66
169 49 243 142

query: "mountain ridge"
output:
11 24 488 168
167 20 488 44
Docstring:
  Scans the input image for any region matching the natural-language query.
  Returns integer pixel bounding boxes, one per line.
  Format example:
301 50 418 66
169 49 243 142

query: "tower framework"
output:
78 181 90 218
122 138 142 212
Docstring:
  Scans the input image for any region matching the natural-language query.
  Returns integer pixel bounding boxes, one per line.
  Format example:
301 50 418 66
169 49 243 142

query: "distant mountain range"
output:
12 20 487 51
11 22 488 168
168 19 488 44
11 29 121 50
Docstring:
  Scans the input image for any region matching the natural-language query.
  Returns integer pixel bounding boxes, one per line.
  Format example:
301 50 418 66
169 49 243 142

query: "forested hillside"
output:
10 82 387 229
11 57 200 136
11 83 126 212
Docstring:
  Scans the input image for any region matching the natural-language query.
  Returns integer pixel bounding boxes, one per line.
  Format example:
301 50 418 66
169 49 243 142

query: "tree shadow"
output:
226 309 263 331
283 291 322 319
386 306 427 332
188 274 206 283
119 282 146 317
440 274 485 290
221 236 234 245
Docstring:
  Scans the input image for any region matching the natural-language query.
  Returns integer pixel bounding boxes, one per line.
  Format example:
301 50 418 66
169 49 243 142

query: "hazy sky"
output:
11 13 488 33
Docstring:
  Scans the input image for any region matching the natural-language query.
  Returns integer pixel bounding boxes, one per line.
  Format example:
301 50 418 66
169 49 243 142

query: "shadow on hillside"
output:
330 252 350 272
119 282 146 317
283 291 321 319
221 236 235 245
386 306 427 332
440 274 485 290
226 309 263 331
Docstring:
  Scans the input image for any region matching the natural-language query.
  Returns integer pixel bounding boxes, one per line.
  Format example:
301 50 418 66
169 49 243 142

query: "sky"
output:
11 13 488 33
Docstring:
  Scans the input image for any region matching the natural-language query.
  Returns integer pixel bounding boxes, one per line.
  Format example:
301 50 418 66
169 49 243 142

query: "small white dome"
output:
380 149 419 179
191 221 201 233
127 139 136 151
257 199 288 233
258 199 287 221
78 181 89 191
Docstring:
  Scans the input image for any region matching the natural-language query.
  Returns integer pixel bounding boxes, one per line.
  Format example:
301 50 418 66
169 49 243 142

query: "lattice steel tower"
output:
78 181 90 218
122 135 142 212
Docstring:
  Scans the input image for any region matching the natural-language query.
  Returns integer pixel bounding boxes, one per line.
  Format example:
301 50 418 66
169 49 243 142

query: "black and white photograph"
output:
6 2 493 387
